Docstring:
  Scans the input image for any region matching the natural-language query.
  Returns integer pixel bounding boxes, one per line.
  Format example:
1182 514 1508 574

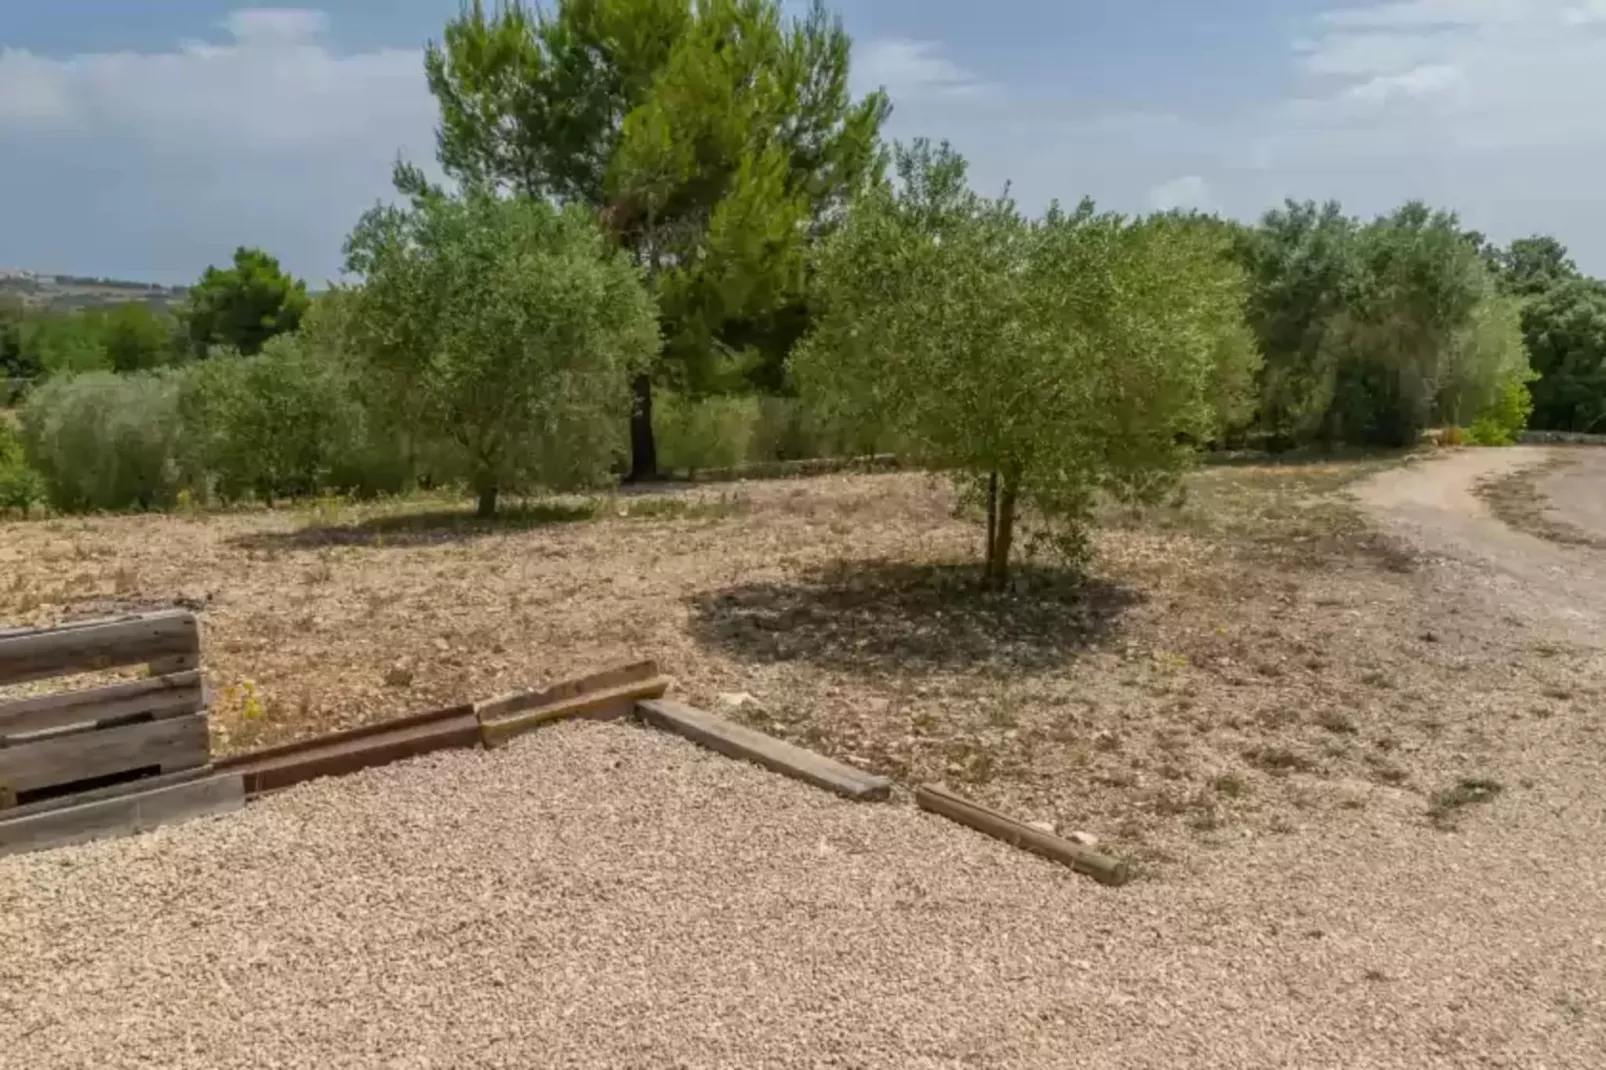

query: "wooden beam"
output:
914 784 1131 886
0 772 244 857
0 670 203 738
471 660 661 723
478 677 670 749
636 698 892 802
0 766 212 821
0 611 200 688
218 706 481 796
0 712 209 801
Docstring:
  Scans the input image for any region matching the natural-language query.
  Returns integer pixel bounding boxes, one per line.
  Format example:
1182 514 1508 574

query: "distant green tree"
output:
87 303 179 372
1239 200 1529 448
420 0 888 478
181 247 310 357
1233 200 1363 447
1522 278 1606 432
1322 202 1490 446
0 297 33 381
1494 235 1578 298
342 188 660 516
21 312 111 378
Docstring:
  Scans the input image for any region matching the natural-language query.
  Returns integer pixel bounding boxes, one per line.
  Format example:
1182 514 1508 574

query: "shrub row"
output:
6 342 894 515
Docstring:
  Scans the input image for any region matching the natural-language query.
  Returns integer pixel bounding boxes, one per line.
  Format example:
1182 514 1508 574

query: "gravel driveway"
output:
3 451 1606 1069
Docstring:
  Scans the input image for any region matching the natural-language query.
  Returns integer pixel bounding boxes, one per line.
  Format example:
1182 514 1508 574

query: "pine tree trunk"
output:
628 374 658 482
475 482 498 518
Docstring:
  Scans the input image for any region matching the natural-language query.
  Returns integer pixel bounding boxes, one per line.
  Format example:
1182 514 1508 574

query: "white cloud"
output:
0 9 430 150
864 0 1606 273
854 39 993 101
1148 176 1215 213
0 8 437 282
222 8 330 44
3 2 1606 282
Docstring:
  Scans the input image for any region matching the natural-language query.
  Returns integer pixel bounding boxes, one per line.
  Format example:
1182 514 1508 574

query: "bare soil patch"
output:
1474 449 1606 550
0 455 1590 869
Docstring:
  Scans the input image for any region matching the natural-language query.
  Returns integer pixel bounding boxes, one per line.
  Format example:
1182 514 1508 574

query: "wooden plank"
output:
219 708 481 796
479 677 670 749
0 611 199 688
215 703 474 769
0 670 203 738
636 698 892 802
0 712 208 800
471 660 661 722
913 784 1131 887
0 766 211 821
0 772 244 857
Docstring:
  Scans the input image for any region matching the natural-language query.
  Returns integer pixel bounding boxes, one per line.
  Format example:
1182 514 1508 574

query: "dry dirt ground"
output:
2 449 1606 1066
1 452 1603 867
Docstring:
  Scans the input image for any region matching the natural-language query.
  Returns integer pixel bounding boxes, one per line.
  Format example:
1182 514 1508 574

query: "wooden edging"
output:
0 611 199 688
0 659 665 856
474 660 660 724
217 704 480 796
914 784 1131 886
0 712 209 801
0 670 203 738
637 698 892 802
478 676 670 749
0 770 244 858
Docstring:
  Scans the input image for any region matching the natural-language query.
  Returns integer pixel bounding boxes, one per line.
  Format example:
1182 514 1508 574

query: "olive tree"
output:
792 141 1258 586
342 190 660 516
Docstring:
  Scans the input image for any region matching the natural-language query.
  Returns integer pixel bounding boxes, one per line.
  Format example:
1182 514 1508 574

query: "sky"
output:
3 0 1606 284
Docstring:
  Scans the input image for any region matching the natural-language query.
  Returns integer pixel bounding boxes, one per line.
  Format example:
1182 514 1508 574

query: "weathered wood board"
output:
477 676 670 749
914 784 1131 886
0 772 244 857
472 660 661 723
637 698 892 801
218 705 481 796
0 610 200 688
0 712 209 803
0 670 203 738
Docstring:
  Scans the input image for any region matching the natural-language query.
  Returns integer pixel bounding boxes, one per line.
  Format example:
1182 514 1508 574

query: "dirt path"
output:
1358 446 1606 636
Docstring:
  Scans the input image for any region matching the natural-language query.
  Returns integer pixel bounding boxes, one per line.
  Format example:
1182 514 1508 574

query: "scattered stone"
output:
1067 831 1100 848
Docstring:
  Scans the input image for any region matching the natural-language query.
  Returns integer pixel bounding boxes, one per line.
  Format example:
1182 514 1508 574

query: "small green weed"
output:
1428 777 1504 828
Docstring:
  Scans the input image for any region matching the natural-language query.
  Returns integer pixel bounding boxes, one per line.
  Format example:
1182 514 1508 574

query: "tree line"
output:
5 0 1606 583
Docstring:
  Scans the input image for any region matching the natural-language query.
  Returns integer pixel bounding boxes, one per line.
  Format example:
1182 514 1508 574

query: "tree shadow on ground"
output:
228 493 746 552
229 501 601 551
686 560 1142 675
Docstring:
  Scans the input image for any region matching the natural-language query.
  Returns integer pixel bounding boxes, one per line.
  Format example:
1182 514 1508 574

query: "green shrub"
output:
20 371 184 512
175 337 369 505
0 417 20 466
1466 376 1534 446
0 462 44 517
653 391 903 472
653 392 758 472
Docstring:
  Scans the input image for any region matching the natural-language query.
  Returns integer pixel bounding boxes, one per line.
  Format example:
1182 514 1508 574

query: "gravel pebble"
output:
3 717 1604 1069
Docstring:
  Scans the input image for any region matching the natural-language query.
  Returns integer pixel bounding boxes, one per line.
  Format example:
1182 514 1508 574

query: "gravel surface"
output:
3 712 1605 1070
4 453 1606 1068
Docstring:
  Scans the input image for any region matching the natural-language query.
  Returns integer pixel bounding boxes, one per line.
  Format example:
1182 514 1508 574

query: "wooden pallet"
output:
0 611 210 814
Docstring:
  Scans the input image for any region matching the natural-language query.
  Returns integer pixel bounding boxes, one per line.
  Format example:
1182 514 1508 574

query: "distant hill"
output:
0 270 187 314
